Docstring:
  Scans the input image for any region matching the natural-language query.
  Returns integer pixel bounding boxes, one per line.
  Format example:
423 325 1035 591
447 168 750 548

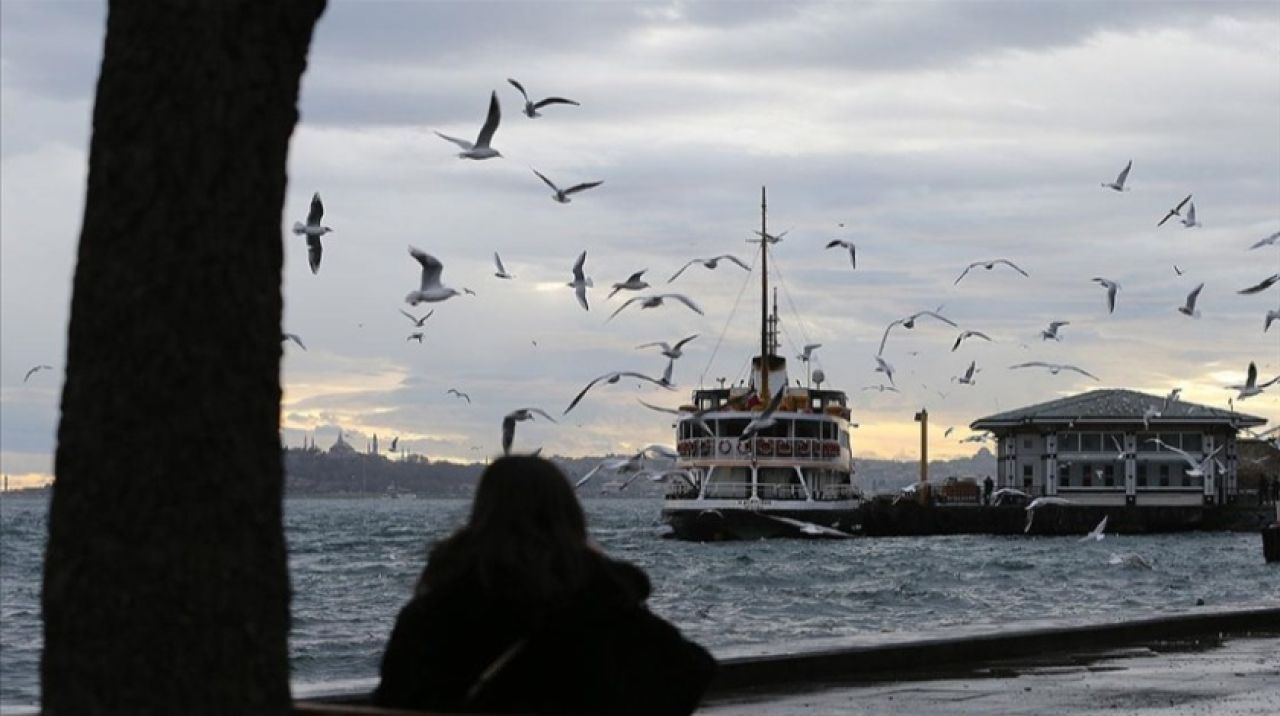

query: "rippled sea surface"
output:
4 495 1279 708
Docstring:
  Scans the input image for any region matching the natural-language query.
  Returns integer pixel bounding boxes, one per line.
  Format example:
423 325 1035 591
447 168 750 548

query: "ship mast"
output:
759 186 769 401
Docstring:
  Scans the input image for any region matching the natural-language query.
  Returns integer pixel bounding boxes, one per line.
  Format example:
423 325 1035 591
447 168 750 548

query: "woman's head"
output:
420 456 592 603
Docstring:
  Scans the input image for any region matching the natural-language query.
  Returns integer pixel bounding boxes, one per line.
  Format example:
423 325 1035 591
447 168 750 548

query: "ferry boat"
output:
662 189 862 540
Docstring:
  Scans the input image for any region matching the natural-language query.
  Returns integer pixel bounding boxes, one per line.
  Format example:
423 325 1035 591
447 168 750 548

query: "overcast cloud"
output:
2 0 1277 485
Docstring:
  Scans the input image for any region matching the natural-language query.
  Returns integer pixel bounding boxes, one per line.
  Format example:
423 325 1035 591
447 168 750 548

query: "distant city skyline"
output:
3 1 1278 490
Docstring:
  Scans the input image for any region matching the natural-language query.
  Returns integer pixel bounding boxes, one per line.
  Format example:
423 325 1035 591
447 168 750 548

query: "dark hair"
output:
417 456 592 608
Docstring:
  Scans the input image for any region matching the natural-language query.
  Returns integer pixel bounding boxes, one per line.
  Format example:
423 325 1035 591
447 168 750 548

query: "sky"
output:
2 0 1278 488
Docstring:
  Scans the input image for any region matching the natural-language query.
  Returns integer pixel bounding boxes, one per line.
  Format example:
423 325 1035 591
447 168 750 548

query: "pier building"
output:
970 389 1266 506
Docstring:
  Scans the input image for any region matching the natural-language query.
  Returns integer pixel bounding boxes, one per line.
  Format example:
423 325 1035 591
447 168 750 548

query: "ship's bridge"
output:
675 385 854 469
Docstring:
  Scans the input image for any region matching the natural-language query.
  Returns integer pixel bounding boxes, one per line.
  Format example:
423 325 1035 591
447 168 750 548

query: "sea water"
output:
3 495 1278 708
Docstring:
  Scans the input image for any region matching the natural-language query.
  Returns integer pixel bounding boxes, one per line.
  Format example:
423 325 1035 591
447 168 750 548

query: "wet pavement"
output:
698 635 1280 715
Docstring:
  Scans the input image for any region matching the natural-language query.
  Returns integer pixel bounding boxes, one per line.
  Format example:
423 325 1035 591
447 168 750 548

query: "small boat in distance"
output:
662 189 861 539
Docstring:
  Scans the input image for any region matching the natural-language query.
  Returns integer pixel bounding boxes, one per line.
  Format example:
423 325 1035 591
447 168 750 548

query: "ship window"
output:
1182 433 1202 452
823 423 838 440
760 420 788 438
719 419 749 439
794 420 819 438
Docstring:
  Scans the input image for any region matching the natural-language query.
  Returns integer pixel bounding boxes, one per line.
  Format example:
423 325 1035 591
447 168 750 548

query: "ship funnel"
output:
750 355 788 396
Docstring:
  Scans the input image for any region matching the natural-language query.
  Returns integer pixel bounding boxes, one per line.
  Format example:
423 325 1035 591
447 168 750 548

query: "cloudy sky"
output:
2 1 1278 487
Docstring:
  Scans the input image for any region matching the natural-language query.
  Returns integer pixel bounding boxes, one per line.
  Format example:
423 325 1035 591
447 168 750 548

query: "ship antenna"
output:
759 186 769 401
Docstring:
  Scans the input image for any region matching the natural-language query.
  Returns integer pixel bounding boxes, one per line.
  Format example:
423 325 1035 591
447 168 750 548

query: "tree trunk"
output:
43 1 325 713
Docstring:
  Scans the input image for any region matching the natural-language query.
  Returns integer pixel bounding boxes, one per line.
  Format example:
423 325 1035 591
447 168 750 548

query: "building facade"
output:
971 389 1266 506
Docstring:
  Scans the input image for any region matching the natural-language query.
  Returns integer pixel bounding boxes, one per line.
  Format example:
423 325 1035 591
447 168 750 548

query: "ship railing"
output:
756 483 807 500
677 437 843 461
664 483 700 499
702 482 753 499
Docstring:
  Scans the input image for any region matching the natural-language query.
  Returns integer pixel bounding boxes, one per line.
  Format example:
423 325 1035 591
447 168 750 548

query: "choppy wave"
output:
3 496 1278 708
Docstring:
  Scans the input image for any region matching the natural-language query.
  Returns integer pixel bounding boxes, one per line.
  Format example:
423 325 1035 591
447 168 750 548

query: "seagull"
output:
1173 265 1184 276
1249 231 1280 250
404 247 461 305
566 251 593 311
1009 362 1100 381
1179 201 1201 228
501 407 556 455
607 270 649 299
564 367 676 415
861 384 899 393
1040 321 1070 341
1227 361 1279 400
763 514 851 538
447 388 471 404
608 293 703 321
281 333 307 351
796 343 822 363
435 90 502 160
575 453 646 490
636 334 698 360
874 355 896 386
668 255 750 283
531 169 603 204
507 78 579 118
292 192 333 275
749 229 788 245
944 426 955 438
463 288 477 296
1092 277 1121 314
407 332 429 343
1142 406 1161 430
23 365 53 382
1145 438 1224 477
1157 194 1192 227
824 240 856 269
1178 283 1204 318
1238 273 1280 295
1079 516 1108 542
1110 434 1127 460
738 386 787 442
1266 308 1280 332
399 309 435 327
389 436 399 452
952 360 979 385
954 258 1029 285
878 310 959 355
1024 496 1075 533
951 330 992 352
493 252 514 279
1101 160 1132 191
1161 388 1182 412
636 399 713 436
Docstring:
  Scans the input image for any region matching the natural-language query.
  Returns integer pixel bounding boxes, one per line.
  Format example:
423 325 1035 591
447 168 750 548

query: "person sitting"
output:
374 455 716 715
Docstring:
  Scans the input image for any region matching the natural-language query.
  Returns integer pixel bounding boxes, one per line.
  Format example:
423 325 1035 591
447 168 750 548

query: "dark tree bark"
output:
43 1 325 713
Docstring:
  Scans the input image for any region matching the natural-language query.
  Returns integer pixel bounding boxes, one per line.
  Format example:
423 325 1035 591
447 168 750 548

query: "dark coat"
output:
374 553 716 715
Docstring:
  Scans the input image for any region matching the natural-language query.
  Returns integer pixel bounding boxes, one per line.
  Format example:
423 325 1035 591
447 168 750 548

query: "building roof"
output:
970 389 1267 430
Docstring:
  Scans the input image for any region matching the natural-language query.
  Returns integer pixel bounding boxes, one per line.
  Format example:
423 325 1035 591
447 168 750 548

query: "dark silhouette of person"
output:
374 456 715 715
982 475 994 506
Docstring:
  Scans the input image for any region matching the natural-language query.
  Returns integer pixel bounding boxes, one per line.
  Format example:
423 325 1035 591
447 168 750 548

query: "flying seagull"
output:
1080 516 1109 542
1265 308 1280 333
575 453 646 490
501 407 556 455
281 333 307 351
1157 194 1192 227
738 386 787 442
399 309 435 327
1178 283 1204 318
824 240 856 270
292 192 333 275
1009 361 1099 381
406 332 424 343
507 78 579 118
564 367 676 415
493 252 514 279
1227 361 1279 400
954 259 1029 285
1101 160 1132 191
749 229 788 245
566 251 593 311
796 343 822 363
608 293 703 321
1173 265 1184 276
952 360 979 385
861 384 899 393
389 436 399 452
874 355 896 386
1040 321 1069 341
531 168 603 204
1092 277 1121 314
1179 201 1201 228
1248 231 1280 250
447 388 471 404
1024 496 1075 533
607 270 650 299
1161 388 1182 412
636 334 698 360
404 247 461 305
1238 273 1280 295
878 310 959 355
951 330 992 352
668 255 750 283
23 364 53 382
435 90 502 160
944 426 955 438
1145 438 1224 477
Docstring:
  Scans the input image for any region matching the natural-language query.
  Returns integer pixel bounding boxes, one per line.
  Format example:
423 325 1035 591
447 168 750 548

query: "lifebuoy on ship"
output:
736 441 751 456
757 439 774 457
718 439 731 455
